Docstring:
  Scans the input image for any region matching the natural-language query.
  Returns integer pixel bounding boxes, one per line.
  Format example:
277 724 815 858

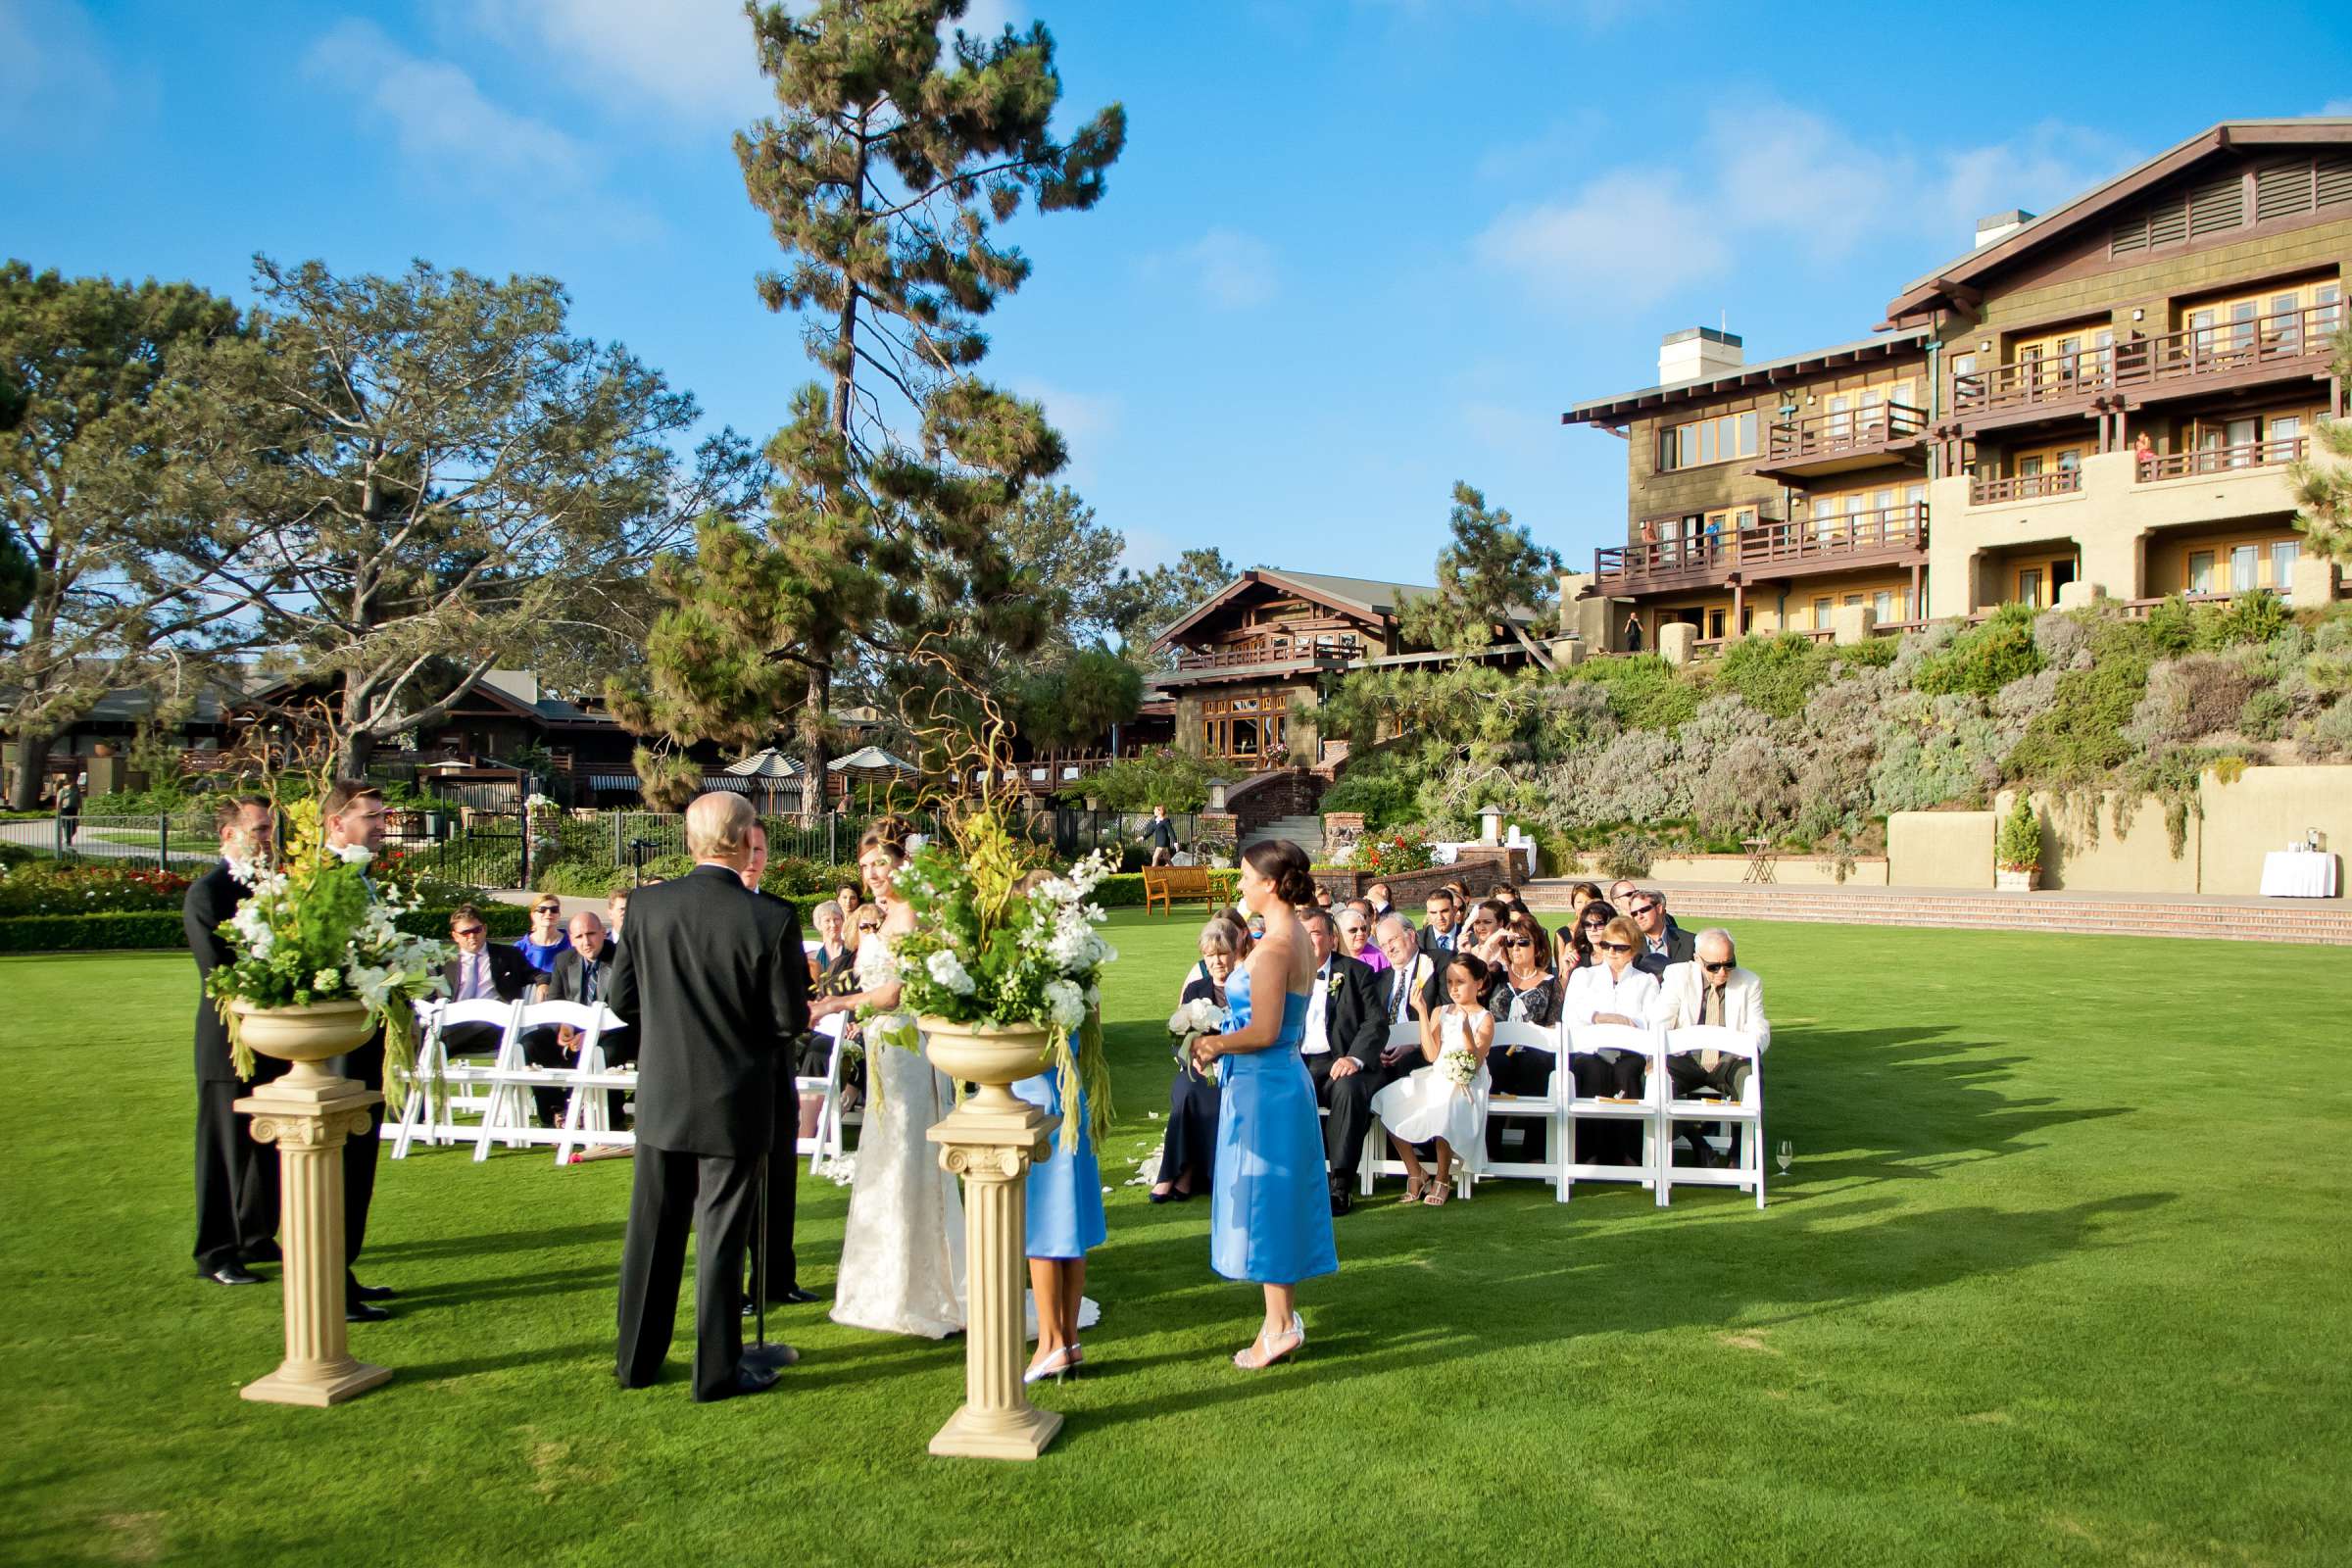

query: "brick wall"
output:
1227 767 1327 836
1310 847 1512 909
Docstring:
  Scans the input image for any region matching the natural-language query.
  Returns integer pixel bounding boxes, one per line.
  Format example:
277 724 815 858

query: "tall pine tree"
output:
1401 482 1563 672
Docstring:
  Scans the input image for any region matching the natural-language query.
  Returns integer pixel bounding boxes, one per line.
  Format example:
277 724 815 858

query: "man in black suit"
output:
1295 907 1389 1216
184 795 286 1287
529 909 620 1128
609 793 809 1402
320 780 397 1320
737 820 819 1311
1629 889 1696 975
437 905 535 1050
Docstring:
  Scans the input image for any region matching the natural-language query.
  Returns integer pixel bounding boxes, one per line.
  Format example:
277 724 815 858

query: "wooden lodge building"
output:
1560 117 2351 655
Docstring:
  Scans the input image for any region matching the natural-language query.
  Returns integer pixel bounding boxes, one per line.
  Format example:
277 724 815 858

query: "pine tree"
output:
2288 327 2352 564
1400 482 1563 671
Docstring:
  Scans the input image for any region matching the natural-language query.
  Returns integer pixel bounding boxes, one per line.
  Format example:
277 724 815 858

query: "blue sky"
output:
7 0 2351 589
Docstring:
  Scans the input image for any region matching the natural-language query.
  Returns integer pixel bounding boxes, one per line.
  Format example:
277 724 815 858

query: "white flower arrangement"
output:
1438 1041 1481 1090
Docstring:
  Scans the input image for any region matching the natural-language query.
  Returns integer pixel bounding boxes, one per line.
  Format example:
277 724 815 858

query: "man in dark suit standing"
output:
737 820 820 1312
185 795 286 1287
609 793 809 1401
320 780 396 1321
1295 907 1389 1216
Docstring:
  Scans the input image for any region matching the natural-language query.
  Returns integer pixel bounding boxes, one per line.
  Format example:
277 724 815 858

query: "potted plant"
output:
1995 797 2043 892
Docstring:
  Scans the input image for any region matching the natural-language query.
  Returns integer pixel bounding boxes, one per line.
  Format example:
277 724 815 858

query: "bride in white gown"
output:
811 828 1101 1342
817 833 966 1339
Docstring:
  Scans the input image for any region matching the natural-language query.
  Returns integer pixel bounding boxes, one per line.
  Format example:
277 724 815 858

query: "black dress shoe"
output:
1329 1187 1354 1217
700 1363 781 1402
346 1301 391 1323
243 1242 282 1263
351 1282 397 1301
206 1264 263 1286
743 1286 823 1318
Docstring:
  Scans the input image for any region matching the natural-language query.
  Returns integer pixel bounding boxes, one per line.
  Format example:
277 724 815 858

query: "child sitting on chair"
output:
1370 954 1495 1205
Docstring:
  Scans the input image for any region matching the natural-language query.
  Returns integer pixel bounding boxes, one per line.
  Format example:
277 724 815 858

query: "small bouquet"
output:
1438 1038 1481 1091
1167 995 1228 1083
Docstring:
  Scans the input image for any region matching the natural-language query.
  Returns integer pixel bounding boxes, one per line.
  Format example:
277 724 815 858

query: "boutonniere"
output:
1327 969 1345 996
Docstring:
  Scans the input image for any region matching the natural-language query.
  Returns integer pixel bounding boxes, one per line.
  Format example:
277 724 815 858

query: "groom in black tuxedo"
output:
737 820 819 1311
608 792 810 1402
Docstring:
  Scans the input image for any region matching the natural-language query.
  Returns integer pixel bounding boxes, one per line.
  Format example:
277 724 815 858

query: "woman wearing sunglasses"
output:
1554 898 1613 977
516 895 572 979
1560 913 1657 1164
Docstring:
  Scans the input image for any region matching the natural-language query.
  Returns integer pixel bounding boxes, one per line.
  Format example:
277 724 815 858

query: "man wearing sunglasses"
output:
1649 930 1769 1167
1627 889 1694 974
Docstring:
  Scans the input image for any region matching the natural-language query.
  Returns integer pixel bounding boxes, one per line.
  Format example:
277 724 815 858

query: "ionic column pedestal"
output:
236 1063 391 1407
927 1094 1061 1460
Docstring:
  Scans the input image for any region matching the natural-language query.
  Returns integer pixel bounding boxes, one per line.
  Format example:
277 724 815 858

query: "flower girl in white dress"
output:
1370 953 1494 1205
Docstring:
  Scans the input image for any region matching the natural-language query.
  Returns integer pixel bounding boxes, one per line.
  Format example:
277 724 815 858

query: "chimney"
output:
1658 326 1742 387
1974 209 2035 248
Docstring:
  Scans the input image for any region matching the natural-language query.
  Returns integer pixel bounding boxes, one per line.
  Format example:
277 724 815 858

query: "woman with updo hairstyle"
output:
1189 838 1337 1369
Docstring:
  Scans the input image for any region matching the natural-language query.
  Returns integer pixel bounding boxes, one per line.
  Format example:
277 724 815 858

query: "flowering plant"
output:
1357 826 1435 875
0 862 191 916
1166 995 1227 1082
887 808 1119 1151
204 791 452 1106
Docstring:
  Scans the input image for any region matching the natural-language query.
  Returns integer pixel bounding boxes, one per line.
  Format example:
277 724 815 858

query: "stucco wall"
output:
1643 854 1891 887
1996 788 2200 894
2198 764 2352 897
1888 809 1997 888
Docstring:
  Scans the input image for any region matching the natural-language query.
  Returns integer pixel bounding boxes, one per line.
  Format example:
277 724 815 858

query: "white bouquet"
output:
1438 1041 1481 1090
1168 995 1228 1083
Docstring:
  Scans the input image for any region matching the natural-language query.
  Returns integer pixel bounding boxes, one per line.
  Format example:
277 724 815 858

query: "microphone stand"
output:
741 1149 797 1372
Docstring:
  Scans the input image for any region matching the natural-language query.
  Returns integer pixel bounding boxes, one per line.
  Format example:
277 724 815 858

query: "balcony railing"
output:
1592 534 1737 595
1174 635 1360 671
1739 505 1927 573
1761 402 1927 466
2135 435 2309 481
1970 468 2082 505
1953 302 2343 418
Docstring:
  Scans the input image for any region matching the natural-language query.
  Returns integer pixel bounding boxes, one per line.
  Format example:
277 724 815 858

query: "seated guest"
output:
1486 911 1560 1163
604 886 630 941
1649 928 1769 1167
1374 914 1440 1035
1371 954 1494 1205
1628 888 1695 973
1567 882 1603 915
1293 907 1388 1215
1365 881 1394 919
515 895 571 976
1312 885 1336 911
1336 903 1390 973
797 906 877 1132
1559 898 1614 974
1607 878 1641 908
1562 914 1659 1162
808 899 850 983
438 906 534 1052
835 881 862 924
1152 917 1243 1202
1462 899 1511 971
529 910 621 1127
1492 882 1520 906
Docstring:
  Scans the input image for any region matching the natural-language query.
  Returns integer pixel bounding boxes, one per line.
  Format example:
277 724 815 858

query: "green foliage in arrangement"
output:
1995 798 2042 871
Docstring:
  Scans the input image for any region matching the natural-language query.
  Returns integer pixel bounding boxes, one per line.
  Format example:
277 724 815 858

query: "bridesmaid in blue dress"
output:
1013 1056 1106 1384
1192 839 1338 1369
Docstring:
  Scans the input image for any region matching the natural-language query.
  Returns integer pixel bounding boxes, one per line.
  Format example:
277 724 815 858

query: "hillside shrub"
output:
1717 633 1832 718
1914 605 2044 698
1572 655 1699 731
2195 589 2288 650
2126 655 2267 749
1318 763 1419 830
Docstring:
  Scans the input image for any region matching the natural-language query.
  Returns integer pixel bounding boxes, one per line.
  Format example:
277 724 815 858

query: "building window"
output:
2018 568 2043 608
1200 693 1289 762
1657 410 1759 471
2230 545 2259 592
2273 539 2300 587
2186 551 2214 594
1872 589 1896 620
1707 609 1726 638
1811 598 1832 631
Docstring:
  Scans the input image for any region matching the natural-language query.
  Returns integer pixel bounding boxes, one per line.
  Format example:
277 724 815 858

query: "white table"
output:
2259 851 2338 898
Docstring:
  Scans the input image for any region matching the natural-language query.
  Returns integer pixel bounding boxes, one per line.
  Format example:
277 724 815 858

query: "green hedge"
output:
0 903 528 955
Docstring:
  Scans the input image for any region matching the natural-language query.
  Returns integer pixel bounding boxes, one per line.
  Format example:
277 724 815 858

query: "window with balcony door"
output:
2230 545 2259 593
1872 589 1896 620
1201 694 1288 761
1811 598 1831 631
2187 552 2215 594
2181 278 2342 358
2009 321 2112 389
2273 539 2300 587
2018 568 2043 608
1657 410 1759 470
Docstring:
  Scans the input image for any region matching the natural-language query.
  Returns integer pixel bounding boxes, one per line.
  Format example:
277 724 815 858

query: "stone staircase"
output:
1242 813 1326 861
1520 879 2352 947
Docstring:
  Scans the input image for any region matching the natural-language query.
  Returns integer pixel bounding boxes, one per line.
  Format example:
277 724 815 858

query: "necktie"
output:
581 960 598 1004
465 952 485 1001
1391 966 1411 1022
1701 984 1723 1070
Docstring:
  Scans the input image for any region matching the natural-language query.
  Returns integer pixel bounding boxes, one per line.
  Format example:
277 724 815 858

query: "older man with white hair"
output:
1649 927 1768 1167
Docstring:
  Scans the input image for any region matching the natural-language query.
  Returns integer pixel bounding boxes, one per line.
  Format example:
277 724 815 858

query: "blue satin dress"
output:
1013 1068 1107 1260
1210 965 1340 1285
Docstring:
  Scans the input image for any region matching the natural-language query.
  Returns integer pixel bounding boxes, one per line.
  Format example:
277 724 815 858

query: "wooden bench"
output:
1143 864 1214 915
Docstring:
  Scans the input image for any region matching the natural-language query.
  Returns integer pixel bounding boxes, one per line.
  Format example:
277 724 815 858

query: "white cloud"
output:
306 20 592 191
457 0 769 128
1148 227 1278 310
2318 98 2352 117
1472 99 2135 314
1474 172 1728 308
0 0 128 140
1010 376 1120 490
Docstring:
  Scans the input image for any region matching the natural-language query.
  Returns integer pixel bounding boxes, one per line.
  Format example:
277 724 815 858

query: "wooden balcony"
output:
2136 435 2308 481
1735 506 1928 583
1174 634 1361 672
1953 302 2342 429
1969 468 2082 506
1753 402 1928 479
1592 534 1736 596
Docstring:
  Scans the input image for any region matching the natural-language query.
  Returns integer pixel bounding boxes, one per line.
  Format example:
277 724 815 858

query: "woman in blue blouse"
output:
514 894 571 977
1190 838 1337 1370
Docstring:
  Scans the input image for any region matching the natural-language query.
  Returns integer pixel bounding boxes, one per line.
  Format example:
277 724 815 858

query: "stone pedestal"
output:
926 1095 1061 1461
235 1064 390 1407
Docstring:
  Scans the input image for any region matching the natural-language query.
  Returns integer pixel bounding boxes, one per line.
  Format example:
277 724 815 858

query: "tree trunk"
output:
335 728 375 781
800 660 830 824
1508 621 1557 674
5 729 51 810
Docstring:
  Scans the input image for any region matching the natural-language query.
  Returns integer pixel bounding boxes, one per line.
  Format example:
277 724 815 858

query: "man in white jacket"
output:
1649 928 1768 1167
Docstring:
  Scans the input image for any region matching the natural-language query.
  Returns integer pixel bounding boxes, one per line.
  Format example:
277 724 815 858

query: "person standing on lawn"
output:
184 795 285 1287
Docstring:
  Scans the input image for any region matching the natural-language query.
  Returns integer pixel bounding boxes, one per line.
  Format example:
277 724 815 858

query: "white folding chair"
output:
390 997 522 1156
1358 1021 1472 1201
1563 1022 1663 1200
1658 1025 1767 1209
472 1000 621 1161
552 1012 636 1165
796 1013 854 1173
1475 1019 1568 1201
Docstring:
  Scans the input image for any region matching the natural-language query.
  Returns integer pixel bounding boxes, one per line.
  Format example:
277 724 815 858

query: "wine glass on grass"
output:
1776 1139 1793 1176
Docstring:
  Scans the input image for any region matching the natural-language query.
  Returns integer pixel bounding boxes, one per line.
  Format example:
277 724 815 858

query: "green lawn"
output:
3 913 2346 1567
